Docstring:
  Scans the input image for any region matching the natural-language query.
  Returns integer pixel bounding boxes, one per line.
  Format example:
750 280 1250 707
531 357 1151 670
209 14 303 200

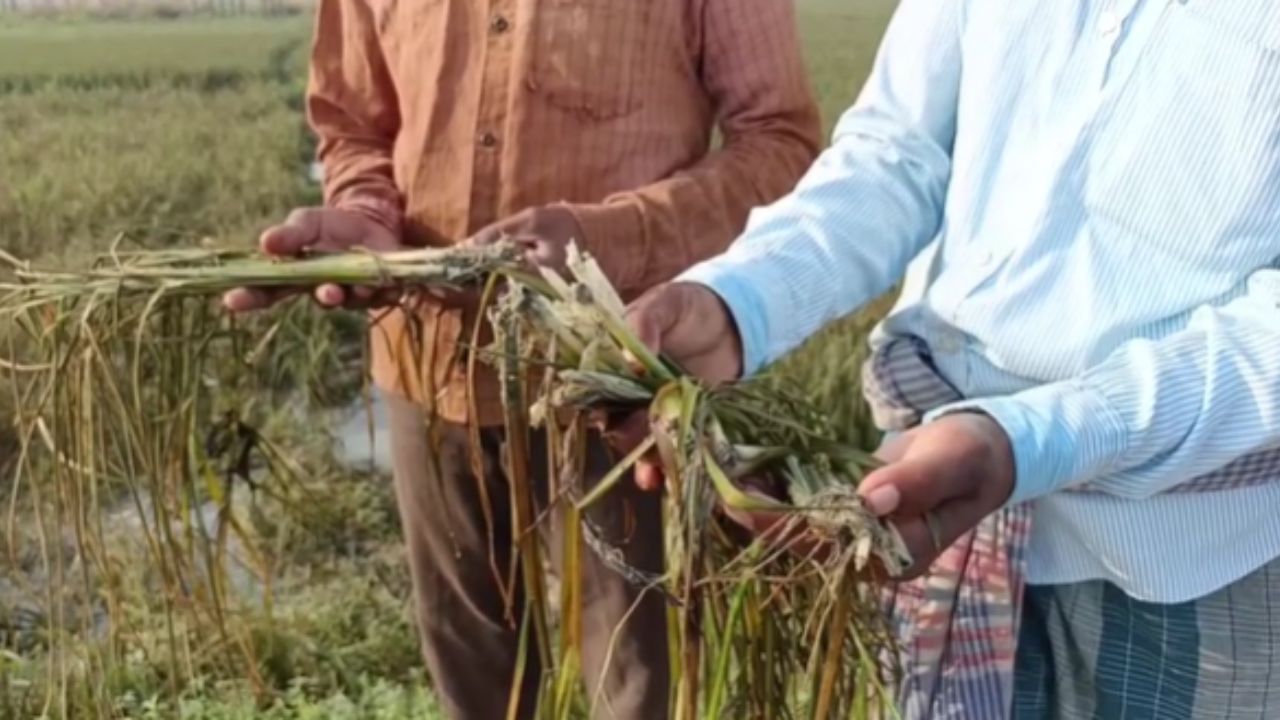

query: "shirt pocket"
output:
527 0 653 121
1084 2 1280 274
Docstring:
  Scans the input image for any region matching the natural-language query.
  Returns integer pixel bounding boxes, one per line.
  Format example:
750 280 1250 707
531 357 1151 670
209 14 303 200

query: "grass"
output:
0 17 309 92
798 0 898 132
0 241 906 718
0 84 315 257
0 2 900 717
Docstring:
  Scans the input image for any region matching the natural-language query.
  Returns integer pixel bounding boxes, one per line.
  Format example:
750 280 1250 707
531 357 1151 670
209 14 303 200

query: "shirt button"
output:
1098 9 1120 36
490 15 510 34
479 131 498 148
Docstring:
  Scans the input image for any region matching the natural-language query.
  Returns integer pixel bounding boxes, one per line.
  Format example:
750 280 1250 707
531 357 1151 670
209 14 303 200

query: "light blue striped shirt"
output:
680 0 1280 602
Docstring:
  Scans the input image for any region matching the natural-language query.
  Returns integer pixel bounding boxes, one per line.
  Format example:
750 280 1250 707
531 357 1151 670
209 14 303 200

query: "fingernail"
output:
862 485 901 516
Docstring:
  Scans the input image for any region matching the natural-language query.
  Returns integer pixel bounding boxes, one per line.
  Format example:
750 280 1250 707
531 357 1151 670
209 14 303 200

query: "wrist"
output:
333 193 405 238
538 205 585 257
560 202 644 291
688 282 745 380
675 265 770 378
925 382 1128 505
966 411 1016 504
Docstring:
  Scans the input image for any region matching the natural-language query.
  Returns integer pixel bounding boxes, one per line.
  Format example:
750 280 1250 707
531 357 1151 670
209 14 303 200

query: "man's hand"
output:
615 281 1016 578
712 412 1015 579
466 205 584 274
736 412 1014 578
854 413 1016 577
222 207 412 313
610 281 745 490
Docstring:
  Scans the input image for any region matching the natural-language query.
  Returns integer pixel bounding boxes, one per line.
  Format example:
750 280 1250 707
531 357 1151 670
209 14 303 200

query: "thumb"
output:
261 208 324 257
858 458 957 519
467 214 519 248
856 432 913 515
625 287 680 355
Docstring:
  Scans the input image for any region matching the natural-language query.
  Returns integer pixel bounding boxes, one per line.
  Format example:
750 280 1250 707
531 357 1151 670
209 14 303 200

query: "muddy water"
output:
334 386 394 474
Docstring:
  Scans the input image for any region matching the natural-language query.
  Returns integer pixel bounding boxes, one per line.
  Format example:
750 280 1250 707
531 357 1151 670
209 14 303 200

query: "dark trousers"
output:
386 395 669 719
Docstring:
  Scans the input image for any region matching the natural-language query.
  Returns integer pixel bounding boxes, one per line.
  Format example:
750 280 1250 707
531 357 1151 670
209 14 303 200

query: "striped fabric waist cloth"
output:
860 335 1280 719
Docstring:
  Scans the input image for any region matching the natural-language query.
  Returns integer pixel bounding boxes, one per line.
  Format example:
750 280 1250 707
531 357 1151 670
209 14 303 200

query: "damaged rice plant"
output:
1 240 908 718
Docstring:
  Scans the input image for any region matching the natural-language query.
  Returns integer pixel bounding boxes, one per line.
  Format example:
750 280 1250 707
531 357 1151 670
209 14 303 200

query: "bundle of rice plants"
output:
0 240 909 719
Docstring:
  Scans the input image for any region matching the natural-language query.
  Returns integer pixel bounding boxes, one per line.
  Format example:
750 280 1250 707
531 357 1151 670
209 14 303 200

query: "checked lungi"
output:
1015 566 1280 719
861 335 1280 719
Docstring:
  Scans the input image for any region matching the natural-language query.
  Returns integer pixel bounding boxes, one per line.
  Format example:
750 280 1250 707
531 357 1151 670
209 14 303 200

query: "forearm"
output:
307 0 403 234
684 113 956 374
676 0 964 375
565 120 820 297
563 0 823 298
314 133 403 234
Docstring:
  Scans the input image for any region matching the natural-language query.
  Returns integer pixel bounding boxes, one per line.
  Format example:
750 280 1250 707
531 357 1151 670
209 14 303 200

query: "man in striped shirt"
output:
224 1 821 718
624 0 1280 717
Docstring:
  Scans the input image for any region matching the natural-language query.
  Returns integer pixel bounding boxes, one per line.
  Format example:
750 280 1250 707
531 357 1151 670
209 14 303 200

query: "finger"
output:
343 285 401 308
635 459 665 492
587 408 611 432
425 286 481 309
860 483 902 517
490 233 555 271
313 283 346 308
892 512 963 580
222 287 293 313
315 284 410 310
520 239 559 268
620 408 665 490
467 220 513 248
884 519 932 581
223 287 267 312
864 432 913 513
722 505 791 545
260 208 324 257
889 490 996 579
859 457 971 519
341 285 402 310
369 287 403 307
624 289 679 354
720 503 833 562
602 410 650 451
873 431 912 463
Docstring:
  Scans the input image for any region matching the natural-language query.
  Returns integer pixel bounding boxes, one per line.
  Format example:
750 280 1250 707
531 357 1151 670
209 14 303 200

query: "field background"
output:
0 1 898 717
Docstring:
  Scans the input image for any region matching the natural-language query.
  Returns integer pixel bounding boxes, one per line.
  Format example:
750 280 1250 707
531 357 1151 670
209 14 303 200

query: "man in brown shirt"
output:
225 1 820 717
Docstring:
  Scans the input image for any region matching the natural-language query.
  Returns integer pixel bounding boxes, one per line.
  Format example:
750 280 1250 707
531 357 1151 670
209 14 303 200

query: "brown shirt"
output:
308 0 822 425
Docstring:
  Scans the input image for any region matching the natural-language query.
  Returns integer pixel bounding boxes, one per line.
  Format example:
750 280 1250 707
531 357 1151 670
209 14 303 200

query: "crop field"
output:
0 16 309 94
0 1 899 717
